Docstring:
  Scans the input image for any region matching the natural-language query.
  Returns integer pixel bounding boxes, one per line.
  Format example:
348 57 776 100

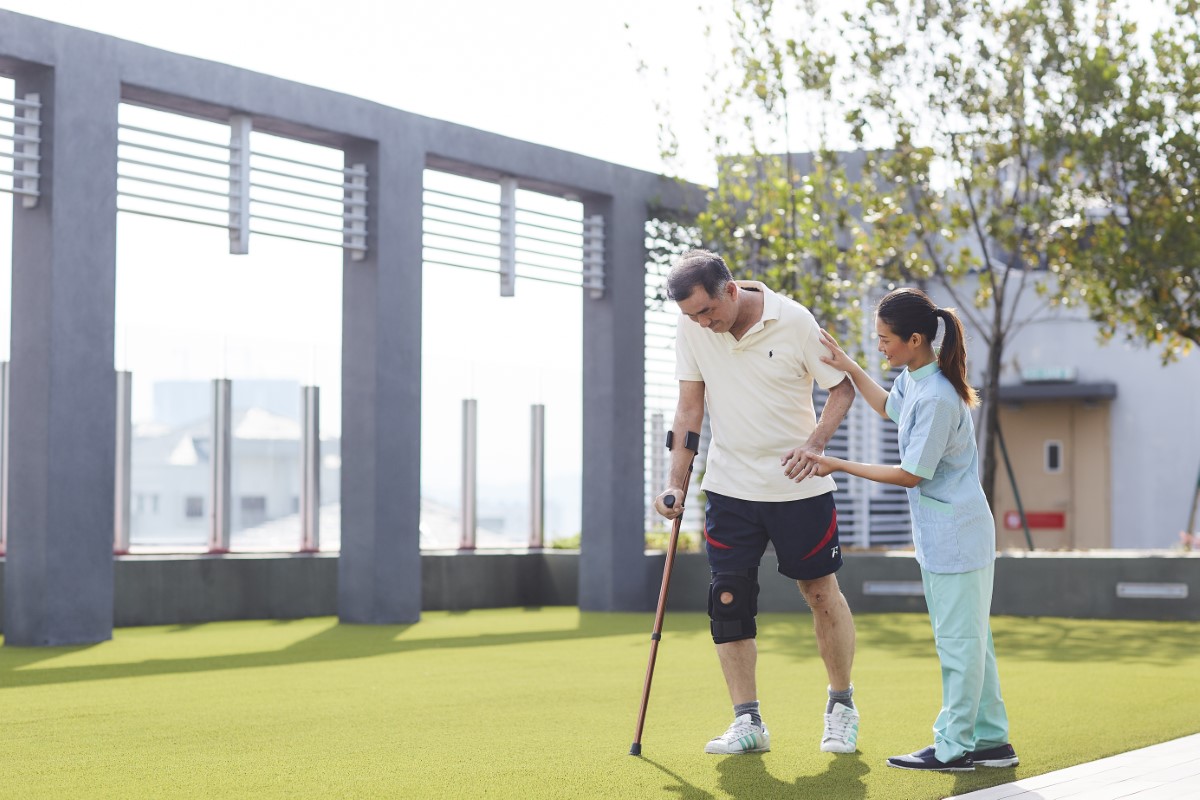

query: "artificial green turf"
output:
2 609 1198 799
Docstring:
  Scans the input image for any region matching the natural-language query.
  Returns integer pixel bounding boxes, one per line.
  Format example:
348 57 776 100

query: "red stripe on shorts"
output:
704 522 733 550
800 508 838 560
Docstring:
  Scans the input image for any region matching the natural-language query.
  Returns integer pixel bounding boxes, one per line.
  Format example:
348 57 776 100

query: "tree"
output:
843 0 1102 504
651 0 1193 504
1053 0 1200 360
645 1 887 336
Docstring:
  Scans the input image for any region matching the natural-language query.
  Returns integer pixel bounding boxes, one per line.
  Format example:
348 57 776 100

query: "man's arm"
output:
655 380 705 519
781 376 855 482
817 329 890 419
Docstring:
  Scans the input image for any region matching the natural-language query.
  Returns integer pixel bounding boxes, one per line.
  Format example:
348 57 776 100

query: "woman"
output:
799 288 1017 773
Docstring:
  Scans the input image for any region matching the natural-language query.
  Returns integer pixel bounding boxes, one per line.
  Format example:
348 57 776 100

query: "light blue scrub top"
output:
886 362 996 573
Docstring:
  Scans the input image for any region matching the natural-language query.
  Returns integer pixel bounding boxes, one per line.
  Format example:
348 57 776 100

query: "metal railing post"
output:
345 163 368 262
529 403 545 549
499 178 517 296
114 370 133 554
14 93 41 208
301 385 321 552
209 378 232 553
460 398 477 550
228 114 251 255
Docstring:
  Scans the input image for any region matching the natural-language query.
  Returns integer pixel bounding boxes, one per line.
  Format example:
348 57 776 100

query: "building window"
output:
240 496 268 528
1045 440 1063 474
185 496 204 518
241 496 267 514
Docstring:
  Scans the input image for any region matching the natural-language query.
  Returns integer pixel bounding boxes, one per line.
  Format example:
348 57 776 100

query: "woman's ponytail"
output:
935 308 978 408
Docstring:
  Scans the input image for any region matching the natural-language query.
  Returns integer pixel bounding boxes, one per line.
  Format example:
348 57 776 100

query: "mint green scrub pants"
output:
922 563 1010 763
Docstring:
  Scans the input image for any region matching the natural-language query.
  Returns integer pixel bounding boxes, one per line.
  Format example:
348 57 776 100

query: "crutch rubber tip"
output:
629 743 642 756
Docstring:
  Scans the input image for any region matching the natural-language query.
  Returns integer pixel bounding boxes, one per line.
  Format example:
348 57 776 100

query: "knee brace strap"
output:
709 568 759 644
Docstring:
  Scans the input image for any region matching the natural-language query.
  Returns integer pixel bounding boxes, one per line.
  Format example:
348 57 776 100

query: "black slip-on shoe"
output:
971 743 1019 767
887 745 974 772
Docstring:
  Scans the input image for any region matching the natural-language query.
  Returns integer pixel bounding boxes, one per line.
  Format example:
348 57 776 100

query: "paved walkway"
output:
949 733 1200 799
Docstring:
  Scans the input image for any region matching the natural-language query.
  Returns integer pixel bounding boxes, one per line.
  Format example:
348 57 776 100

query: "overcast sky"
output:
0 0 713 180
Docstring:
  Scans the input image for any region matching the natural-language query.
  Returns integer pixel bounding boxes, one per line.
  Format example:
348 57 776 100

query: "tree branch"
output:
904 179 992 338
1004 259 1032 334
1007 295 1057 341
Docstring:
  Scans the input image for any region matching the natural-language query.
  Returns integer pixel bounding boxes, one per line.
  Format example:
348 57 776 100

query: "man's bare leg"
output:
797 573 855 691
798 572 860 752
703 638 771 754
715 638 758 705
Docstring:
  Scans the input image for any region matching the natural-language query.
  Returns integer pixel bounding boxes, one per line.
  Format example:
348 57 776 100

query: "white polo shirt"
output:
675 281 848 501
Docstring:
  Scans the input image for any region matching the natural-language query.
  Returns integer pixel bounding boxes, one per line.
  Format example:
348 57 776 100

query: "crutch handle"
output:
663 495 675 508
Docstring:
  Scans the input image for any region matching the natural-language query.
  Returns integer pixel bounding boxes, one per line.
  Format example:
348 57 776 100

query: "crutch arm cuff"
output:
665 430 701 452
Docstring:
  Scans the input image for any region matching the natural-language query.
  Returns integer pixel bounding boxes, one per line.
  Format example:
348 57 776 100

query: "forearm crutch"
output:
630 429 701 757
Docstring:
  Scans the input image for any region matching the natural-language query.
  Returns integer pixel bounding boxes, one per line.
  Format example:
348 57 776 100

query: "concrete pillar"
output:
337 133 423 624
5 48 119 644
579 192 654 611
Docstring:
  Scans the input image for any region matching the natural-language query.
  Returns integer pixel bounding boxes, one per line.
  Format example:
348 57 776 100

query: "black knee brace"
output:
709 568 759 644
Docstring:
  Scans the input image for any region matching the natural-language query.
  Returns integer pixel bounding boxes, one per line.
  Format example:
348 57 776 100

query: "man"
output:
655 249 860 756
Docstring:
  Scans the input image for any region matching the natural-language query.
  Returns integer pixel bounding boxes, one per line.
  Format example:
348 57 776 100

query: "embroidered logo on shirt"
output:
768 350 774 358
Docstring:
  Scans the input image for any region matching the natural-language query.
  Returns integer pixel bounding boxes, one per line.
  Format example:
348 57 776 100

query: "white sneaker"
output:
821 703 859 753
704 714 770 754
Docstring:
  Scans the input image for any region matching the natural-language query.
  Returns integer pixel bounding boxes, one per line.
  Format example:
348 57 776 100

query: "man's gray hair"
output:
666 249 733 301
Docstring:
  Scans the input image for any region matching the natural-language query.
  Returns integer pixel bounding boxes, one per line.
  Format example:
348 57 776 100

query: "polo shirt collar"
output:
735 281 780 337
909 360 940 381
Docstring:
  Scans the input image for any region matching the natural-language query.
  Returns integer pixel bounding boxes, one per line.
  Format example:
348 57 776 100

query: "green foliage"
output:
1052 0 1200 360
644 529 704 552
649 0 1200 501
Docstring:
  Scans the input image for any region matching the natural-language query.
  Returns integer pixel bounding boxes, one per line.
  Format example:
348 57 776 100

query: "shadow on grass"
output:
638 757 717 800
2 610 1194 691
716 752 869 800
716 753 1007 800
0 610 711 689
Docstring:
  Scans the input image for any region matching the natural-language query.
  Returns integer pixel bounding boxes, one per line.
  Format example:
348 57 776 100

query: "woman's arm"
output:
804 453 922 488
817 329 891 420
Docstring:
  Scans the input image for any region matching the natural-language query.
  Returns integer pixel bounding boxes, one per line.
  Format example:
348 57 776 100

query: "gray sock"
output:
734 700 762 728
826 684 854 713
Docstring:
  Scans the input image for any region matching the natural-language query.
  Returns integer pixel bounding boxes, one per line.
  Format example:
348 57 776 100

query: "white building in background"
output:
130 399 342 549
130 379 529 551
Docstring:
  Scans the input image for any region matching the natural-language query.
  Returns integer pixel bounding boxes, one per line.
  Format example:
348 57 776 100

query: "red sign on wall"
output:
1003 510 1066 530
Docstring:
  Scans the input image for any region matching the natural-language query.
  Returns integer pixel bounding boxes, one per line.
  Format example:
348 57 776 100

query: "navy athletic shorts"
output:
703 490 843 581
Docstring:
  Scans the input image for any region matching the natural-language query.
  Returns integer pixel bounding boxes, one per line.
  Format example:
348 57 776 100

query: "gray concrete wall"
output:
0 10 701 642
661 551 1200 621
0 552 1194 630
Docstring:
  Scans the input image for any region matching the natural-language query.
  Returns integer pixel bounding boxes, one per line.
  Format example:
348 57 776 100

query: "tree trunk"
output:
979 307 1005 508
